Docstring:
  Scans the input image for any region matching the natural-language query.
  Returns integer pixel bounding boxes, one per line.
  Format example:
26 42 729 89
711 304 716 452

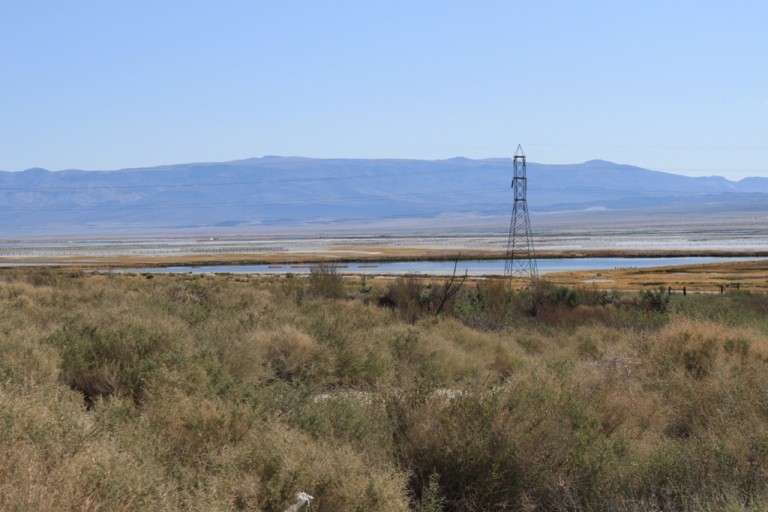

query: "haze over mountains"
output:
1 157 767 237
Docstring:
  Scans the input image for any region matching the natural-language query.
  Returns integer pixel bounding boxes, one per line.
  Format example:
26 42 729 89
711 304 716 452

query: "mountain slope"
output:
0 157 766 237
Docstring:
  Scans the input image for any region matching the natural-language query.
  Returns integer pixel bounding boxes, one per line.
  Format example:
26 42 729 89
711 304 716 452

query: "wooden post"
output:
683 286 687 296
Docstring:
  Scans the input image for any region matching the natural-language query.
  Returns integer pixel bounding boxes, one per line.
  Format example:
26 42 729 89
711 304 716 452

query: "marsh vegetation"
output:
2 267 768 511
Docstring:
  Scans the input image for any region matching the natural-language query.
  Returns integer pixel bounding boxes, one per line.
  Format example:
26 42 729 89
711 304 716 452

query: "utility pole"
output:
504 145 538 289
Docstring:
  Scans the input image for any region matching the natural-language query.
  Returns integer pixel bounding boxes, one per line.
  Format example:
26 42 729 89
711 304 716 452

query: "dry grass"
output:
544 258 768 293
1 268 768 510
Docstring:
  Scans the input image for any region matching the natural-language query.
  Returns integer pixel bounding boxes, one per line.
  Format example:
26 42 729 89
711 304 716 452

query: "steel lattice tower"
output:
504 145 538 285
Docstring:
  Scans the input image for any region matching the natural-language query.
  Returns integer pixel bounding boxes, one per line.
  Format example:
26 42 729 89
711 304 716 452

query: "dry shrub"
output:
258 325 329 382
0 279 66 328
490 341 524 379
4 270 768 510
379 276 431 323
303 300 395 386
0 328 60 388
649 318 766 381
0 384 173 511
629 432 768 510
215 422 411 512
534 301 629 330
514 329 548 354
403 327 474 385
23 268 60 287
0 439 172 512
633 317 768 502
290 390 395 464
48 318 187 406
273 424 410 512
570 351 661 443
389 374 621 511
379 273 466 324
146 390 254 469
217 333 272 387
425 319 526 383
244 288 284 325
308 262 346 299
384 322 489 388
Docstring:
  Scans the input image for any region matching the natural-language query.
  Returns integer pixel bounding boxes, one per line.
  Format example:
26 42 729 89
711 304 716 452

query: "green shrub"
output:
48 321 183 406
417 471 446 512
308 262 345 299
640 286 671 313
454 278 512 330
540 283 580 309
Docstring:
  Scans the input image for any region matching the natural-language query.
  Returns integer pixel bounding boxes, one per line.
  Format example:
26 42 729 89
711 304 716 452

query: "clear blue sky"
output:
2 1 766 179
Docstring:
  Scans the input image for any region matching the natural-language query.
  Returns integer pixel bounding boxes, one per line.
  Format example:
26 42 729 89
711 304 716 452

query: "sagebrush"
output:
1 268 768 511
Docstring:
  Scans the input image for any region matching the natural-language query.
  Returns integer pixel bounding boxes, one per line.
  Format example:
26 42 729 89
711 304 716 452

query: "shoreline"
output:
2 247 768 270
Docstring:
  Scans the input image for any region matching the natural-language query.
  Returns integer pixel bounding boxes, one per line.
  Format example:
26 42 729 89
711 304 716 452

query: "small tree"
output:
433 259 467 316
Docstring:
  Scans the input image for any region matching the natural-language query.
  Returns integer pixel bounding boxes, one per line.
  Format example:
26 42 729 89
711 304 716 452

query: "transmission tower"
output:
504 145 538 285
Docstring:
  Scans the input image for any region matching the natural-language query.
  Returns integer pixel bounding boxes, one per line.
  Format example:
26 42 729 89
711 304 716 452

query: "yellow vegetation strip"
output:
543 259 768 293
1 248 766 292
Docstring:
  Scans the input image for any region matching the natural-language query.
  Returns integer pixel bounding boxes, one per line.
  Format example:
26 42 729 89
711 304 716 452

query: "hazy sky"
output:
2 1 766 179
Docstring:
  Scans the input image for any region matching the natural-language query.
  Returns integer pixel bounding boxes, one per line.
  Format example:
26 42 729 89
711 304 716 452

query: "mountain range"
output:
1 157 766 237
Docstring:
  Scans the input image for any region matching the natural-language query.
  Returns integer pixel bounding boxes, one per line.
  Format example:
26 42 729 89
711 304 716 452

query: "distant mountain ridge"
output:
0 157 766 237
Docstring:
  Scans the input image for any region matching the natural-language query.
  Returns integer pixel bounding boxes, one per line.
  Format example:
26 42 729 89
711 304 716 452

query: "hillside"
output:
1 157 766 237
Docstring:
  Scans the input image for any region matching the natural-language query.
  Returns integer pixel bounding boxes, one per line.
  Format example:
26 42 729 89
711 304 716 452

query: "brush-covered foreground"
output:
2 268 768 511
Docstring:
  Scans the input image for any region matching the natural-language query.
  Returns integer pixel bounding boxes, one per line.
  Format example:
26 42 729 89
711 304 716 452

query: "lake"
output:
115 256 764 276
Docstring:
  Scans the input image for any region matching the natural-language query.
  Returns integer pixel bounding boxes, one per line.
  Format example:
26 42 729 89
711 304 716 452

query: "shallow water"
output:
115 256 765 276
